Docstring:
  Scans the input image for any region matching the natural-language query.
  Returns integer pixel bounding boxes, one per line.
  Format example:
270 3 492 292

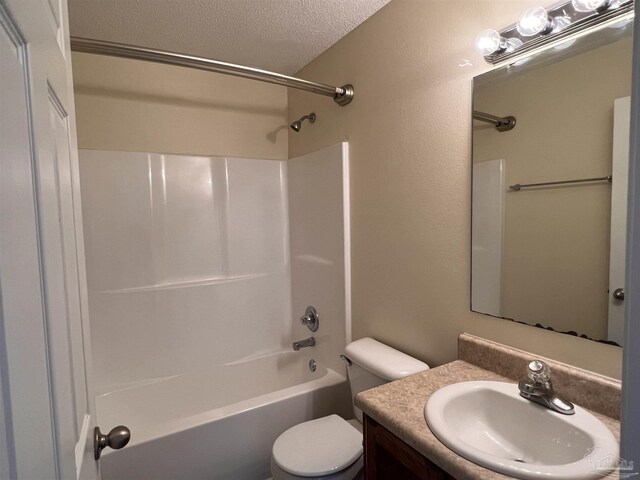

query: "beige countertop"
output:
355 359 621 480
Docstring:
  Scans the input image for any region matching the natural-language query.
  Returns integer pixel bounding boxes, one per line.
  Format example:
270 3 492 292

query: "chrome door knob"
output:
612 288 625 301
94 425 131 460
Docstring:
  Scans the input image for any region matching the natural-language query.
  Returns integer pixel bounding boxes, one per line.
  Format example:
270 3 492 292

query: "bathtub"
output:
98 352 352 480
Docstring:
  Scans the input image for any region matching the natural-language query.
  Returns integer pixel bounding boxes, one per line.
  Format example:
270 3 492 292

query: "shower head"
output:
290 113 316 132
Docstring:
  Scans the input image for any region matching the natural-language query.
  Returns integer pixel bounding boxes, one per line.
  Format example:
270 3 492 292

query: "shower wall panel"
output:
79 150 291 392
287 143 350 374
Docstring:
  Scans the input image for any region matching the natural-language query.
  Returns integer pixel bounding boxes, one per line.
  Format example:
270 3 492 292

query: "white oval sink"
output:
425 381 619 479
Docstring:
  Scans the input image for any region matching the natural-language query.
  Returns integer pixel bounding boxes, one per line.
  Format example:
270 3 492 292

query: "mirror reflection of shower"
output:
290 112 316 132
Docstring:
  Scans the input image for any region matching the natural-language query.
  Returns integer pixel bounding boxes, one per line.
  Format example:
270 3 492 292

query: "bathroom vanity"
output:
363 415 454 480
356 334 621 480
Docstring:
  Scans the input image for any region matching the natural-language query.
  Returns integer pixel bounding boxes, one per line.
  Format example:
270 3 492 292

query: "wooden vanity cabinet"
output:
363 415 456 480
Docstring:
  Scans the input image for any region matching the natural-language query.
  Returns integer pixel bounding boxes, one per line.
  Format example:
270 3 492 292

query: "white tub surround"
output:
80 151 292 389
79 144 351 479
288 143 351 375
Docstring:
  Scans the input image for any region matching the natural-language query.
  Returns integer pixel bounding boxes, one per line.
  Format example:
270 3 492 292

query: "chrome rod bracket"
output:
473 110 516 132
495 115 516 132
334 84 355 106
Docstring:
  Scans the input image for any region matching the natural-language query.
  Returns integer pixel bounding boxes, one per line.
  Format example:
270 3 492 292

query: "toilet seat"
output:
272 415 363 477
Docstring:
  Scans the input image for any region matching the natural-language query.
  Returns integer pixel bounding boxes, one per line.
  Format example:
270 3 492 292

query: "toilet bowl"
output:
270 338 429 479
271 415 363 480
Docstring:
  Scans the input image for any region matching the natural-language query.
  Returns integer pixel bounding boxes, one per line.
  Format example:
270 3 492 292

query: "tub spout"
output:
292 337 316 351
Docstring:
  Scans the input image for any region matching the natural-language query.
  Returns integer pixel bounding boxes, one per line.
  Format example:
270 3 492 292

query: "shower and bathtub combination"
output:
79 143 351 479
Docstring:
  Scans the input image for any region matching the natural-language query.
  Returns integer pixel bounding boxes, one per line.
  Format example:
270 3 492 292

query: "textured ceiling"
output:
68 0 392 75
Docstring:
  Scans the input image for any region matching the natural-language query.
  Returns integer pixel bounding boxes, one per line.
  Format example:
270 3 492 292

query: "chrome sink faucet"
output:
518 360 575 415
292 337 316 351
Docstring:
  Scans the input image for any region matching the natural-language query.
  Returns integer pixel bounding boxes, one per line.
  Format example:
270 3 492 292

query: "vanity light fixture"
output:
476 0 633 64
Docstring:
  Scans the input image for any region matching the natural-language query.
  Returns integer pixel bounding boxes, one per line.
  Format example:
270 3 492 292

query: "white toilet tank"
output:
344 337 429 422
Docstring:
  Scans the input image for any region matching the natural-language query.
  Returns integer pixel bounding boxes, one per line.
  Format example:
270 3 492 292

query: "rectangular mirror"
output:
471 19 633 346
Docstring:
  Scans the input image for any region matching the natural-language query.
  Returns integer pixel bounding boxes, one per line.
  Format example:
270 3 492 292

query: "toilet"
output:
271 337 429 479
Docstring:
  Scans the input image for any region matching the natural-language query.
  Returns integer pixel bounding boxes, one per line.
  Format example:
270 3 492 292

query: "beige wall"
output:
72 52 288 159
288 0 623 378
474 38 632 340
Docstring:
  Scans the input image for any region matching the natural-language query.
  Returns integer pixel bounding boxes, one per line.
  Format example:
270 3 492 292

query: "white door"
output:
608 96 631 346
0 0 100 478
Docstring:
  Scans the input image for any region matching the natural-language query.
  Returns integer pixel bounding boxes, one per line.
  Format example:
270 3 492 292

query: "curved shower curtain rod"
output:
70 37 354 106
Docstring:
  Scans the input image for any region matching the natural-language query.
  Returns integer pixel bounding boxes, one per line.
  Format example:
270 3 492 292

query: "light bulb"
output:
517 6 552 36
475 29 505 56
571 0 610 11
551 15 571 33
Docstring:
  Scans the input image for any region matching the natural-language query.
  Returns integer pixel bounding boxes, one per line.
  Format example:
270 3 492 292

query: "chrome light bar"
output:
478 0 634 64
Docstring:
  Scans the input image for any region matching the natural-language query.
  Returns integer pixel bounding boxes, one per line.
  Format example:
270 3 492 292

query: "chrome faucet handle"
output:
520 360 574 415
527 360 552 387
299 306 319 332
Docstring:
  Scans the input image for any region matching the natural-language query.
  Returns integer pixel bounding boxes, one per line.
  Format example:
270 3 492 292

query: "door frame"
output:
620 6 640 462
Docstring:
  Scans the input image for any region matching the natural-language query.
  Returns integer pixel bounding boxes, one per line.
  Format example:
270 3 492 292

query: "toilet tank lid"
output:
344 337 429 381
